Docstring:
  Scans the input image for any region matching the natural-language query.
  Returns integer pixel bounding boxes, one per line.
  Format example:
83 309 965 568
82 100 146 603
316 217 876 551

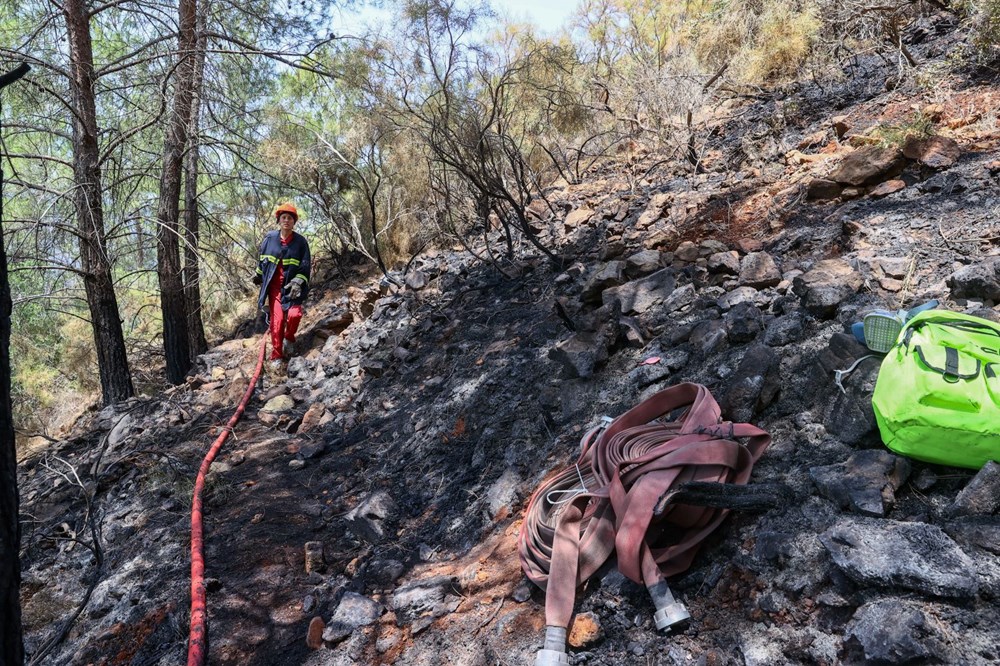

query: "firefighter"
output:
253 202 311 368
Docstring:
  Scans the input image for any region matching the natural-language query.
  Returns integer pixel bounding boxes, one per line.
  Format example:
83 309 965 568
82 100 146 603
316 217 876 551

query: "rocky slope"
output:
17 13 1000 665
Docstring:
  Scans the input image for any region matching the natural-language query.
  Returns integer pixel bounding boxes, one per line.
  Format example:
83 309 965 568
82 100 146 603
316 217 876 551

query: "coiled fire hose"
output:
518 383 771 666
188 335 267 665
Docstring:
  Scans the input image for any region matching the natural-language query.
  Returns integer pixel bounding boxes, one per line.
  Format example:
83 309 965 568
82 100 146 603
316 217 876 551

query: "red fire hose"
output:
188 335 268 665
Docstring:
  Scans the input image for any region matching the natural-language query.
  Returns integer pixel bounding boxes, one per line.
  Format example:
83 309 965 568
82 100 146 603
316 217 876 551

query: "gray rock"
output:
360 358 385 378
739 252 781 289
674 241 700 263
820 518 979 598
689 319 728 356
764 313 805 346
345 491 397 543
845 599 935 663
809 450 911 516
369 558 406 587
824 386 879 444
947 258 1000 301
661 283 696 314
261 385 290 402
391 575 459 624
619 316 646 347
718 286 760 311
724 303 763 344
624 250 663 277
792 259 863 318
635 193 670 229
314 309 354 337
700 239 729 254
919 172 968 194
486 468 520 519
944 461 1000 517
564 206 595 229
107 414 135 450
828 145 907 186
601 268 676 315
913 468 937 491
405 270 429 290
261 395 296 413
878 256 912 279
626 361 672 388
299 440 327 460
707 251 741 275
718 345 780 423
582 261 627 303
548 331 610 379
944 516 1000 554
287 357 315 379
511 578 533 603
322 592 382 644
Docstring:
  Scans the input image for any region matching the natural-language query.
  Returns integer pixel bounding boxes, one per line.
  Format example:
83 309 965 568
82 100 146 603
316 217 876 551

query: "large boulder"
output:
828 145 907 186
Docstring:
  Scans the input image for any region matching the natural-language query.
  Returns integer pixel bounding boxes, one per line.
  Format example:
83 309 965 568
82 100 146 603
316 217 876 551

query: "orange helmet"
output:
275 202 298 221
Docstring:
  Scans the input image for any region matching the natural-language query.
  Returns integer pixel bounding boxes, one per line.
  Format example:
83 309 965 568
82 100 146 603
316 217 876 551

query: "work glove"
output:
252 273 262 286
284 278 304 301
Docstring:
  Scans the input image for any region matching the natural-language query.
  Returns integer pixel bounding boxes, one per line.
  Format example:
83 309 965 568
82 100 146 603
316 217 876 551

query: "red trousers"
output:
268 292 302 360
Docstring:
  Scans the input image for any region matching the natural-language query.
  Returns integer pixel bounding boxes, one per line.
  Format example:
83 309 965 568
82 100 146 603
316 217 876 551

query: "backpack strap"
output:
914 345 981 381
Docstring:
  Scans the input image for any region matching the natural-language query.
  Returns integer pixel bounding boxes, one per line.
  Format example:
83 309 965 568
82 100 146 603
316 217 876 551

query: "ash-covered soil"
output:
17 15 1000 666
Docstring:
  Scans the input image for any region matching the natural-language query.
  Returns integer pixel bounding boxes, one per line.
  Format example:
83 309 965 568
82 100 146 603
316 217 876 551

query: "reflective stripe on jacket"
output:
256 230 311 312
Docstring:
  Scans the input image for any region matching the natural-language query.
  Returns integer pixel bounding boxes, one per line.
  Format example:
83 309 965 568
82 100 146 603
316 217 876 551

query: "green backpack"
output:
872 309 1000 469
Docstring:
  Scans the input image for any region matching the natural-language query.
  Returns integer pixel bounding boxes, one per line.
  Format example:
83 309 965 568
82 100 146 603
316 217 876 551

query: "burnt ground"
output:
16 14 1000 666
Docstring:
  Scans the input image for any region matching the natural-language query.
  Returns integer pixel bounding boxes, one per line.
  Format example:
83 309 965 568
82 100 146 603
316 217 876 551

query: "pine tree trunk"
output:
184 10 208 359
156 0 198 384
64 0 134 405
0 100 25 666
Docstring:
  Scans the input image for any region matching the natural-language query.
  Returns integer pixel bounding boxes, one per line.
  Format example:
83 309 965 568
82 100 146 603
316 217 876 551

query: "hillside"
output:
15 11 1000 665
